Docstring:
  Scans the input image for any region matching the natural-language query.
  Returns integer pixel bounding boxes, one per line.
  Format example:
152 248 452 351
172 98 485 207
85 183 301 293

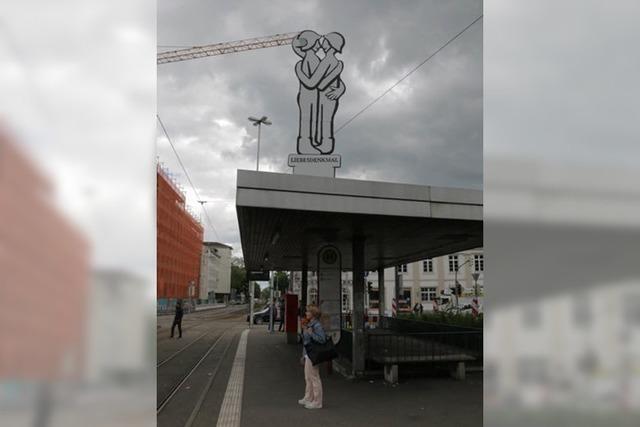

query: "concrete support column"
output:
394 265 401 316
301 267 308 313
377 267 385 324
352 236 366 376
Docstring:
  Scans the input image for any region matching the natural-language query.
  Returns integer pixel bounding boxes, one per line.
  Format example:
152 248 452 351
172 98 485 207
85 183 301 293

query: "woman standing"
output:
299 304 326 409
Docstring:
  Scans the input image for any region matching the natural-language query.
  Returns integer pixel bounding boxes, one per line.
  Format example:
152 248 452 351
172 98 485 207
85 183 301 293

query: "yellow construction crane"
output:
158 32 300 64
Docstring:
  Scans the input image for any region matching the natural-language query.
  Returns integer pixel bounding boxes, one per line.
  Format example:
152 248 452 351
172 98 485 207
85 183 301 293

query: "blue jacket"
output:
302 318 326 356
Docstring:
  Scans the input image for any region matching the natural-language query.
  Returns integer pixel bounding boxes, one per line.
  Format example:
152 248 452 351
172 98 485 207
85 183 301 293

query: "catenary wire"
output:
335 14 483 135
156 114 221 240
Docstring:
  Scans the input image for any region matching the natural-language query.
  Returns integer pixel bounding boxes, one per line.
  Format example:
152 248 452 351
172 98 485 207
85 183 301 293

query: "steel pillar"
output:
378 267 386 322
394 265 401 317
301 267 308 313
352 235 366 376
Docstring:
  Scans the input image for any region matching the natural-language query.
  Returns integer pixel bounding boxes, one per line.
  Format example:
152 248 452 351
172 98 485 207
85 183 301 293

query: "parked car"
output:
246 305 272 324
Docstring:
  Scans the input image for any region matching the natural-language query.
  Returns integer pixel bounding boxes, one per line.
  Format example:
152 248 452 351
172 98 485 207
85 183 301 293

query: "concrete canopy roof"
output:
236 170 482 272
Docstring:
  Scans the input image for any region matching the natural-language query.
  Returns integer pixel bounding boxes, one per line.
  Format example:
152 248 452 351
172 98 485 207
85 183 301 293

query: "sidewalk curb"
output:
195 304 228 312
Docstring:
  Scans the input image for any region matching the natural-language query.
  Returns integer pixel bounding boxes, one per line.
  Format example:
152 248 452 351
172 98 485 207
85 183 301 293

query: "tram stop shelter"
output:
236 169 483 377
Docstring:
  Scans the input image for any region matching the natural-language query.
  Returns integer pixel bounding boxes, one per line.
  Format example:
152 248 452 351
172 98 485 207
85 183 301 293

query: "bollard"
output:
384 364 398 385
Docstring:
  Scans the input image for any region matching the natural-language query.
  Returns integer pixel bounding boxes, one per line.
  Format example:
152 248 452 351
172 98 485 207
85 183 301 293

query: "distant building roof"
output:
204 241 233 250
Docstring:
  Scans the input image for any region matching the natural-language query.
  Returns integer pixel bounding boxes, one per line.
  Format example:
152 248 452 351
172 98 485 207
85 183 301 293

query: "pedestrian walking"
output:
298 304 326 409
268 298 276 331
413 302 423 316
170 299 184 338
278 299 285 332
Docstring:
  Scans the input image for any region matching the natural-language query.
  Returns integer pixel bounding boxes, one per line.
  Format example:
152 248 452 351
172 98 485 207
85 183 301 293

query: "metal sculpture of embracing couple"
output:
293 30 346 155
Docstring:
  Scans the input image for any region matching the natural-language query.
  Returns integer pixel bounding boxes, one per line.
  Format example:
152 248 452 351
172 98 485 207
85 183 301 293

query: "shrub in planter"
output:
400 311 483 329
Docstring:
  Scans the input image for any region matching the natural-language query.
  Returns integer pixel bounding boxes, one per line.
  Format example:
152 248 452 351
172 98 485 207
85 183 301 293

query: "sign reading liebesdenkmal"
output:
288 30 345 178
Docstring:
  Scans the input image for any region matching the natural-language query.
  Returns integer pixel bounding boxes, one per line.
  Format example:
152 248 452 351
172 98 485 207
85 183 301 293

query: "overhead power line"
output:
156 114 220 240
335 14 483 134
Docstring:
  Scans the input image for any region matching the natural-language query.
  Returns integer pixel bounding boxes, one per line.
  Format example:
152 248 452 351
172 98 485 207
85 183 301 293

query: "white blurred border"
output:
485 1 640 425
1 1 156 426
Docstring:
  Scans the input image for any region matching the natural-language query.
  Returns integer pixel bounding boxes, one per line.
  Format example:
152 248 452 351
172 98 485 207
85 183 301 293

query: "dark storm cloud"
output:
157 0 482 251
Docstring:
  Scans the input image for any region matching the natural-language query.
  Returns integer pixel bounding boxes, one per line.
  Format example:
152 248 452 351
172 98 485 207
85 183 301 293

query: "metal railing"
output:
380 315 482 334
157 302 196 316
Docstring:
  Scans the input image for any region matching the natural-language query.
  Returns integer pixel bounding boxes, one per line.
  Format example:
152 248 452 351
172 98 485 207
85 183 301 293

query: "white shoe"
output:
298 398 310 405
304 402 322 409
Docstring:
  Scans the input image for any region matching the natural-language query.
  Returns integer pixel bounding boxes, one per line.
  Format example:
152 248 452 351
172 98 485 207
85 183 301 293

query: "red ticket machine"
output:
285 293 299 344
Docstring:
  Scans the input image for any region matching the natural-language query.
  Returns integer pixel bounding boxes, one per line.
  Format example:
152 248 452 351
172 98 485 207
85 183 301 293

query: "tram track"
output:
182 333 237 427
157 306 248 425
156 306 247 345
157 329 211 368
156 310 244 368
157 331 227 414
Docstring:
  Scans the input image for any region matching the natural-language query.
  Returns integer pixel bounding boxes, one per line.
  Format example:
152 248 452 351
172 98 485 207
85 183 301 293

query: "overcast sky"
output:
1 1 157 281
157 0 483 256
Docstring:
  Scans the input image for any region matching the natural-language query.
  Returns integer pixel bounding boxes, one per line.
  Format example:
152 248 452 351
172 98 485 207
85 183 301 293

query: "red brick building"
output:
157 164 203 304
0 127 88 380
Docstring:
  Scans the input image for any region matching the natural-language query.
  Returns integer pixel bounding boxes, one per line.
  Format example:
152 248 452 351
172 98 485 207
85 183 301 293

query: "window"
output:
623 294 640 326
422 259 433 273
399 264 408 273
309 288 318 305
573 296 592 328
420 287 437 301
342 289 351 312
448 255 459 272
369 290 379 309
474 254 484 272
517 357 548 385
401 288 412 305
522 305 542 328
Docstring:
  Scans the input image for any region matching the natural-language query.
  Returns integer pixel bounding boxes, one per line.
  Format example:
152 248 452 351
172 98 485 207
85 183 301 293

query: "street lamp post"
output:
249 281 254 329
269 273 275 333
248 116 272 171
472 272 480 298
188 280 196 313
454 257 472 308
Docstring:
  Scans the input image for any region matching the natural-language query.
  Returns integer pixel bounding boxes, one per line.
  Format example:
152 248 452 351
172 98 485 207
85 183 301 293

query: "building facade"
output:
87 269 153 382
157 164 203 308
485 282 640 410
0 130 89 381
199 242 232 304
291 248 484 316
369 248 484 315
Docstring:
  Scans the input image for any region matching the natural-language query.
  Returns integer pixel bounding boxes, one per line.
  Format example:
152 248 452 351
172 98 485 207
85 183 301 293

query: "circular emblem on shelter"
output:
322 248 338 265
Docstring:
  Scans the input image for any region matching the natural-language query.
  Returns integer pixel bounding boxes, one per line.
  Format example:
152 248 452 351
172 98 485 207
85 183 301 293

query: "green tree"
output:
273 271 290 293
230 264 247 295
230 257 248 298
260 287 271 302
